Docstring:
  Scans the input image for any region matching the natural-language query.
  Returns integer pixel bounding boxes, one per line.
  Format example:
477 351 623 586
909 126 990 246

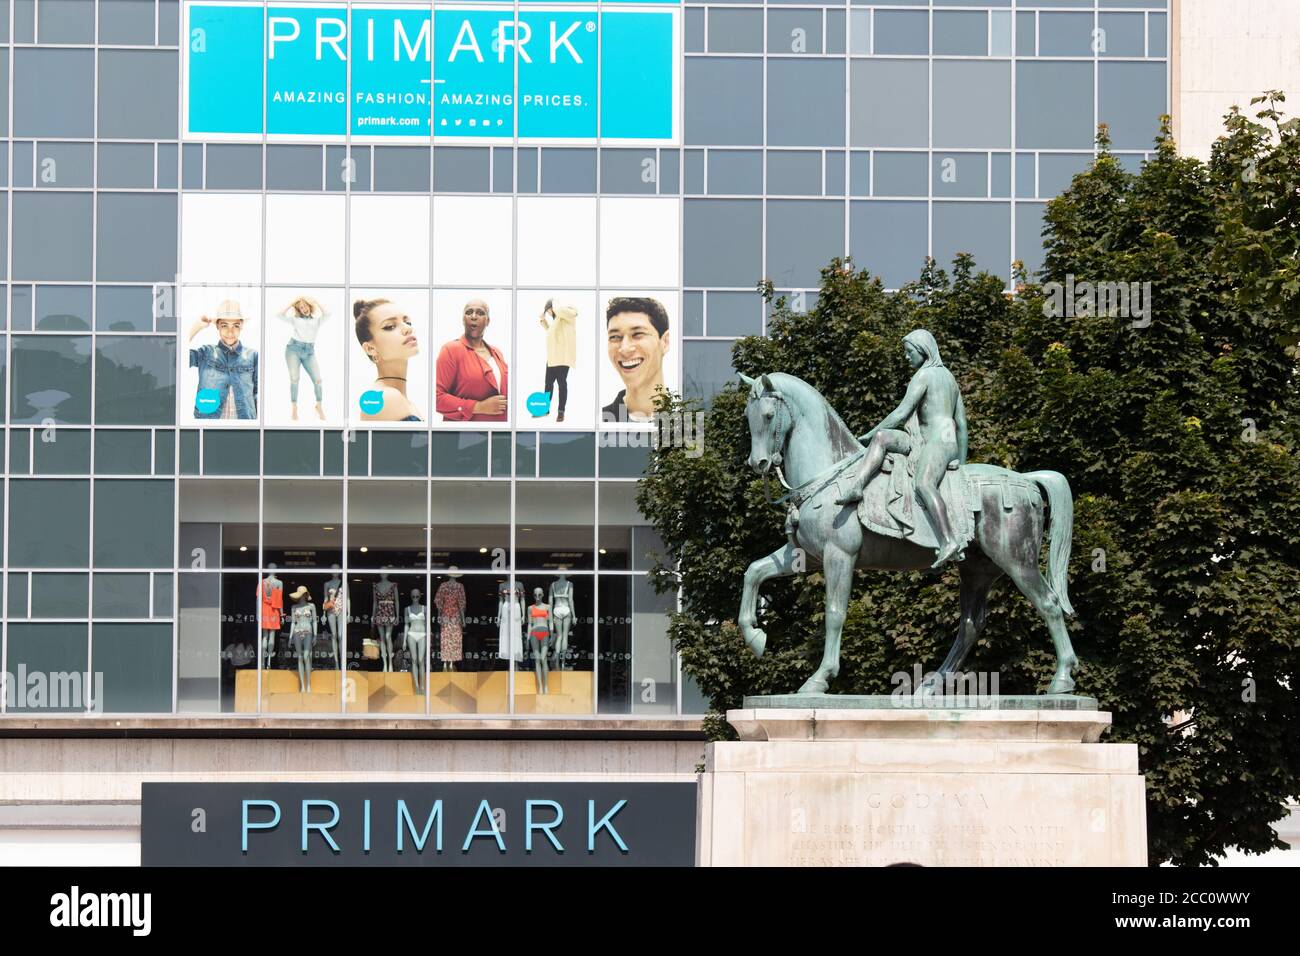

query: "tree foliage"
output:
637 102 1300 865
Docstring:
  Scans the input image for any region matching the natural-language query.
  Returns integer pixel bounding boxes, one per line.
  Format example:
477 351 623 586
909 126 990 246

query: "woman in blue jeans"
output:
279 295 330 421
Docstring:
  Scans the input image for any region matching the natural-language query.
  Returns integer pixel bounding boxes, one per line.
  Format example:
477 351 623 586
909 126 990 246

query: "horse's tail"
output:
1024 470 1075 617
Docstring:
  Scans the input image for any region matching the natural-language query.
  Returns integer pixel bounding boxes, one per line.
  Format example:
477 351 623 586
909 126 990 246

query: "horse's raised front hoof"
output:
743 627 767 658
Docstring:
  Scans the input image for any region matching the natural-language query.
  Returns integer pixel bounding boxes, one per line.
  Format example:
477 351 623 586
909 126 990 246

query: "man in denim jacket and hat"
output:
187 299 259 420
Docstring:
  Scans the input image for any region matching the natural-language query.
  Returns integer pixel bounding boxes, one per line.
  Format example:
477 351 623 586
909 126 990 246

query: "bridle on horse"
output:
753 390 865 511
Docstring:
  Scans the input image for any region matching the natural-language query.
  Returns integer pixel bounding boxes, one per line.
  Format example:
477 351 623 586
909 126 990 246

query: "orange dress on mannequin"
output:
259 579 283 630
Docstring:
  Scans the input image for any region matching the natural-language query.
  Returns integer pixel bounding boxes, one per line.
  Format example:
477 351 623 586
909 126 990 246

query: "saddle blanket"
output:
852 452 976 554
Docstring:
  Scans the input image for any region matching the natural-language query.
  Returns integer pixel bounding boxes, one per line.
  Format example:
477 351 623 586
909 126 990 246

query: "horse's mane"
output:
766 373 862 460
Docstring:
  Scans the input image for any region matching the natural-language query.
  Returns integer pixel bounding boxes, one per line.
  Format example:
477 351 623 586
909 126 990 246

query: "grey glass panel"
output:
96 286 154 332
95 623 172 713
95 430 152 475
990 9 1012 56
38 0 94 42
322 430 344 475
32 573 89 618
991 152 1011 198
539 432 595 478
372 431 430 477
708 150 762 195
37 285 92 331
97 193 179 283
708 8 762 54
13 193 93 281
347 429 369 475
434 146 490 192
98 51 179 140
1098 12 1144 58
599 444 649 479
490 430 512 476
768 59 844 147
1099 62 1166 150
1039 12 1093 57
682 340 735 404
430 431 488 477
707 291 762 337
14 0 32 43
1116 153 1145 176
6 624 88 713
1015 153 1036 198
516 147 538 192
94 480 175 568
1016 61 1094 149
932 201 1010 281
492 146 514 192
155 430 176 474
766 200 845 289
36 142 93 188
159 0 179 44
934 61 1011 148
15 49 94 138
13 141 32 188
100 0 156 45
98 143 154 188
153 573 173 618
267 145 323 190
374 146 430 191
848 10 870 55
873 10 927 55
684 199 762 287
1149 14 1168 57
1016 11 1036 56
94 573 151 618
826 9 845 54
9 479 90 567
849 200 927 289
682 290 704 336
851 59 928 148
685 6 704 53
849 151 870 195
34 428 91 474
182 143 203 190
541 149 596 193
933 153 988 198
11 335 92 424
8 572 29 617
1038 153 1092 198
873 151 926 196
264 430 319 476
325 145 369 192
12 284 33 330
825 151 845 196
685 58 764 146
767 151 821 196
179 430 199 474
600 149 657 194
684 149 703 194
204 431 259 475
95 335 176 425
934 11 987 56
769 9 823 54
205 144 262 189
515 431 537 477
7 430 28 473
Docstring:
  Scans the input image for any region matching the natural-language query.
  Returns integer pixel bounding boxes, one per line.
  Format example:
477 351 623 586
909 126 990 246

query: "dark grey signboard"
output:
141 782 696 866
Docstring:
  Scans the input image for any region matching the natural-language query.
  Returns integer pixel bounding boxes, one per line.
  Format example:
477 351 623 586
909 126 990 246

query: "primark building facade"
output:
0 0 1171 863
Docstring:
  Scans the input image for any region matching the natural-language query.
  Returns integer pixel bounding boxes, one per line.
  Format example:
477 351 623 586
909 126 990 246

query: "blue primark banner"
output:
141 782 697 866
183 1 681 143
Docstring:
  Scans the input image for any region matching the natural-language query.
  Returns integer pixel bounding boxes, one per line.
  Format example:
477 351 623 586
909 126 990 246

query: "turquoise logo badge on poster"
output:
182 2 679 143
195 389 221 415
526 392 552 417
359 390 386 415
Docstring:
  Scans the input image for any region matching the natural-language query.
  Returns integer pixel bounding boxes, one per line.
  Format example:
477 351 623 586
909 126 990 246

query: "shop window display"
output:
513 572 593 715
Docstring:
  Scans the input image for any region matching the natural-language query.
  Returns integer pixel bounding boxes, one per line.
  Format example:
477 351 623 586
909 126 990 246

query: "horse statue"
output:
737 370 1079 696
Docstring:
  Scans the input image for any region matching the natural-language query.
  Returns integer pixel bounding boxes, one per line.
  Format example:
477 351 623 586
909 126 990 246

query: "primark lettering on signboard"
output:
184 1 682 142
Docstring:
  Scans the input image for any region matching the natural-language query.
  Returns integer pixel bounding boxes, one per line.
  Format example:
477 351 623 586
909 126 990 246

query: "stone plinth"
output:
697 704 1146 867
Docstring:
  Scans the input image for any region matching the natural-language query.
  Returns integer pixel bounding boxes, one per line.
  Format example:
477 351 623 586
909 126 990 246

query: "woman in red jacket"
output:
435 298 509 422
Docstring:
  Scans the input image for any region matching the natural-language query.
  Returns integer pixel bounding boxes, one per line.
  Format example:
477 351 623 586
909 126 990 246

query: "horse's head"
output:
740 373 793 477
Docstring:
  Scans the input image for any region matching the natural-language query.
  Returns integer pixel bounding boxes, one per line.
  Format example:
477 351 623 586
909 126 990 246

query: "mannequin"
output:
496 581 524 662
549 570 575 671
405 588 428 694
372 569 400 672
322 563 346 670
288 585 318 692
434 568 466 672
527 587 552 695
257 564 283 670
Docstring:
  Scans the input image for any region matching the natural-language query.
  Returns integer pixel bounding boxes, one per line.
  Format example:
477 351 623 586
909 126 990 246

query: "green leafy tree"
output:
638 106 1300 865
